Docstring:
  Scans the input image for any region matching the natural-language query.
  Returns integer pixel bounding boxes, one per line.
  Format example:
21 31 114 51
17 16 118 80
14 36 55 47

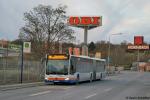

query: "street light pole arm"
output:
111 33 123 35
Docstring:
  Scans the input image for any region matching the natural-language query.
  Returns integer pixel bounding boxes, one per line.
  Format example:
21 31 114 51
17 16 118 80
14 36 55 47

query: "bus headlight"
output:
65 78 69 80
45 77 48 80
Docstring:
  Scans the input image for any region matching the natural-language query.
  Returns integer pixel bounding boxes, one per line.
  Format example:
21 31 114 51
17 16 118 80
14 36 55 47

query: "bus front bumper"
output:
45 80 77 84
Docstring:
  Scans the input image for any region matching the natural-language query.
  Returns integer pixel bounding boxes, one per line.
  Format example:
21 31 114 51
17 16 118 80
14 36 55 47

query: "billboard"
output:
127 45 149 50
68 16 102 29
134 36 143 45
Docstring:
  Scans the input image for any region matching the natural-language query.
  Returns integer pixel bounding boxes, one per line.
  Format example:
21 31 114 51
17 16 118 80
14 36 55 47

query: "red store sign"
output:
127 45 149 50
134 36 143 45
68 16 101 26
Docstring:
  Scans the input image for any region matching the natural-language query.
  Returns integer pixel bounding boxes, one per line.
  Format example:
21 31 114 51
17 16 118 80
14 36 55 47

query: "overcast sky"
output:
0 0 150 44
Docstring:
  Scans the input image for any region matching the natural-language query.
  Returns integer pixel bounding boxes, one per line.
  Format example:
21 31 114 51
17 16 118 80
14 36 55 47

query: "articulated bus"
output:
45 54 106 84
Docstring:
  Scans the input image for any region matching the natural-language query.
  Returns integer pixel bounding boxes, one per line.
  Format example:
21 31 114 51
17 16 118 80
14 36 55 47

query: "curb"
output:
0 82 45 91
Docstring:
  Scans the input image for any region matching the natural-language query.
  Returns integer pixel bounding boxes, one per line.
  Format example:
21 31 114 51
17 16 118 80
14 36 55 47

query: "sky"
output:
0 0 150 44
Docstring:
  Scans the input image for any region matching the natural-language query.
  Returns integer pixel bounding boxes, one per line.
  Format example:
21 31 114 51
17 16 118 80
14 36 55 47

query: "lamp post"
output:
20 41 24 83
107 33 125 73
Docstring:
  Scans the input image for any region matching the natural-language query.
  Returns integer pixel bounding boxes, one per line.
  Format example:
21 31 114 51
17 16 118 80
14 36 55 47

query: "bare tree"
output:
19 4 75 57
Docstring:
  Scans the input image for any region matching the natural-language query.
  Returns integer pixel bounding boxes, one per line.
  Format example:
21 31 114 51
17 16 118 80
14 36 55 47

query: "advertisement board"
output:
68 16 102 29
127 45 149 50
134 36 143 45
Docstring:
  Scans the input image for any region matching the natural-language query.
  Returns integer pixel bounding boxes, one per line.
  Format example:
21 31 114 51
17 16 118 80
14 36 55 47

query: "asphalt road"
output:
0 71 150 100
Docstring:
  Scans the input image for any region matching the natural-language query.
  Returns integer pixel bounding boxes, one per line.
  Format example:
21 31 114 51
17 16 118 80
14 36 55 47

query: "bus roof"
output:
70 55 106 62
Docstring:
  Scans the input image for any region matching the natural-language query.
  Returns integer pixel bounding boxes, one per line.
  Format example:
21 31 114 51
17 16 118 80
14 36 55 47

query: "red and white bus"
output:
45 54 106 84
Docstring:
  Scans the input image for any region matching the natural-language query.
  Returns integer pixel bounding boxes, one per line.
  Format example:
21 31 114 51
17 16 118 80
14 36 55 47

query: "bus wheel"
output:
90 74 93 82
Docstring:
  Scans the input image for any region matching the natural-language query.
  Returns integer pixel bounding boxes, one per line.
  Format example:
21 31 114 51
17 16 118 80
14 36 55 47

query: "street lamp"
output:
107 33 126 73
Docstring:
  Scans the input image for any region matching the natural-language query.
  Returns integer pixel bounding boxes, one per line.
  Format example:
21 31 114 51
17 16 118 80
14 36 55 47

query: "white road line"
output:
104 88 112 92
29 91 51 97
85 93 97 99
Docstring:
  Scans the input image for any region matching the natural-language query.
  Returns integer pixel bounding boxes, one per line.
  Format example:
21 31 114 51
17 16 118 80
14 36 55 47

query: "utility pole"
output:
107 36 110 72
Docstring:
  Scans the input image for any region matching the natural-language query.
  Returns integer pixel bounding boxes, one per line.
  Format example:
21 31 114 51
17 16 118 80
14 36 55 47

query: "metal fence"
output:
0 48 45 85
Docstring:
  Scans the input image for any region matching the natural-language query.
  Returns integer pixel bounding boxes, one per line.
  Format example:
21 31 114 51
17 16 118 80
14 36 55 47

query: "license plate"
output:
54 81 59 82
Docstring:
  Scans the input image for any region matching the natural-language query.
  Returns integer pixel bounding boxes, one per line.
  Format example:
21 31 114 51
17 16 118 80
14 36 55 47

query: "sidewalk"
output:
0 82 44 91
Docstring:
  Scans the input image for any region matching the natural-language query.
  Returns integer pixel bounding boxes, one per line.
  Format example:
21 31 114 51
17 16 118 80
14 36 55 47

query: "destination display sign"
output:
48 54 68 60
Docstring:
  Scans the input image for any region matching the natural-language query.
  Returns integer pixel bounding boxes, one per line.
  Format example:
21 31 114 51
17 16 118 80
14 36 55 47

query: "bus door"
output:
93 60 96 80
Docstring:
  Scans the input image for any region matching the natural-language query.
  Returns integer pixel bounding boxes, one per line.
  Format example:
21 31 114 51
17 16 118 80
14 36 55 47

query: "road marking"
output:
29 91 51 97
85 93 97 99
104 88 112 92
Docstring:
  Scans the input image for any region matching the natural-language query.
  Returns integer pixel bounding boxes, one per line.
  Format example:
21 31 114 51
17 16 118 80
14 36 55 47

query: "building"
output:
0 39 8 48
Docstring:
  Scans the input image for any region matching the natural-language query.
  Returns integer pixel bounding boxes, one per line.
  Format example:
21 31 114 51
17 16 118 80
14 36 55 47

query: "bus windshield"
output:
46 60 69 75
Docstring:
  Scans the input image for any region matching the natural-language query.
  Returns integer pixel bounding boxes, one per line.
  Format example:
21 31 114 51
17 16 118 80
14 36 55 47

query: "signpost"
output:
21 42 31 83
127 36 149 71
68 16 102 56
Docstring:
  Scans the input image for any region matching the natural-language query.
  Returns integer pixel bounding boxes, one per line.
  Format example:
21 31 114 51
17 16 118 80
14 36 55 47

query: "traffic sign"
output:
23 42 31 53
8 43 21 51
